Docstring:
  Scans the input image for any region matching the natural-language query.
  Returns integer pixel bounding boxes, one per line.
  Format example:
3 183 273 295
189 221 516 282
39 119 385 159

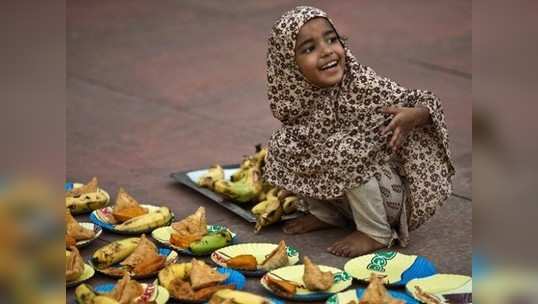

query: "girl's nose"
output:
320 42 333 57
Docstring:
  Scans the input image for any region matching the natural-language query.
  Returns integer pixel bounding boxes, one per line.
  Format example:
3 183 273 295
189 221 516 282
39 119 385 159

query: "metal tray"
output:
170 164 303 223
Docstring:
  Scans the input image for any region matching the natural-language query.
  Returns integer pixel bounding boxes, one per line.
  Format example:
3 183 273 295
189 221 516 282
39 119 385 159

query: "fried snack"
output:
414 286 442 304
260 240 289 271
66 177 98 197
303 256 334 291
112 188 148 222
168 277 195 300
170 233 202 249
66 247 85 282
66 210 96 240
170 207 208 247
225 254 258 271
194 284 235 301
120 234 159 269
132 254 166 276
65 234 77 248
265 276 298 297
358 273 404 304
190 259 228 290
108 273 144 304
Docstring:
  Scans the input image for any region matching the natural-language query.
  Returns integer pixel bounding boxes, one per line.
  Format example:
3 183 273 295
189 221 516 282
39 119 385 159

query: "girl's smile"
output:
294 17 345 88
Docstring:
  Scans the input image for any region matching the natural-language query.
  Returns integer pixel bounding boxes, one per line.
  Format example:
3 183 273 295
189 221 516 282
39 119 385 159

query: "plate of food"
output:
152 207 237 256
208 289 285 304
158 259 246 303
65 177 110 214
211 240 300 276
65 209 102 248
406 274 472 303
90 187 174 234
170 147 304 226
326 273 419 304
90 234 177 279
74 274 170 304
66 247 94 288
260 256 352 301
344 251 437 286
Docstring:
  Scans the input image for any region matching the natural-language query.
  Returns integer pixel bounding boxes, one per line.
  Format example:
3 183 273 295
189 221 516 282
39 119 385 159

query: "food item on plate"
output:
265 275 299 297
114 206 172 233
170 207 208 246
118 234 165 276
160 259 234 301
189 231 233 255
197 164 225 189
66 209 96 245
259 240 289 271
209 289 271 304
414 286 442 304
111 188 148 222
169 207 233 254
303 256 334 291
66 234 77 248
225 254 258 271
358 273 404 304
66 177 109 214
91 237 140 269
75 274 157 304
66 177 98 198
66 246 85 282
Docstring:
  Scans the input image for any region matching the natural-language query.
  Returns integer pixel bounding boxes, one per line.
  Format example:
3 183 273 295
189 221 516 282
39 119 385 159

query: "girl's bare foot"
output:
282 214 333 234
327 231 386 257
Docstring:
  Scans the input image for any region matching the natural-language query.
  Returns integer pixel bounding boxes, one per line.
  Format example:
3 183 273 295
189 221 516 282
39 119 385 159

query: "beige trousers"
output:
306 165 409 247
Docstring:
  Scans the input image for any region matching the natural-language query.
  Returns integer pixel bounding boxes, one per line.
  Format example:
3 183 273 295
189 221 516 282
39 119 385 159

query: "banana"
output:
158 262 192 289
231 147 267 182
197 164 225 189
254 193 284 233
114 206 172 233
282 196 298 214
210 289 270 304
213 166 263 203
189 230 233 255
75 284 96 304
251 188 279 215
66 191 109 214
91 237 140 269
92 296 120 304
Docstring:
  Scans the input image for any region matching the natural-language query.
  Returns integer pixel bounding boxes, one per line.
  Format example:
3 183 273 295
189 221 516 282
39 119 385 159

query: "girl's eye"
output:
303 46 314 54
327 36 338 44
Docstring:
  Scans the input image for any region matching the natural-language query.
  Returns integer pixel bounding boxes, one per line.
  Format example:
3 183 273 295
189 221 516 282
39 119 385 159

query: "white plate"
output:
66 263 94 288
261 264 352 301
74 222 103 247
406 274 472 303
90 204 174 234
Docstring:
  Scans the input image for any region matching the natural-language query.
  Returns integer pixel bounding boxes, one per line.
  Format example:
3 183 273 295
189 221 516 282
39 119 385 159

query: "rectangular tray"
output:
170 164 302 223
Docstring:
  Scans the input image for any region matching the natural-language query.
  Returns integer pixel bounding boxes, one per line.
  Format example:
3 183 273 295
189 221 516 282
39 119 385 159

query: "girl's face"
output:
294 17 345 88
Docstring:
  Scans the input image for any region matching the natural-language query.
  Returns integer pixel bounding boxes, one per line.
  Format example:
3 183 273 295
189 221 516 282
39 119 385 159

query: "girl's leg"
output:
283 197 346 234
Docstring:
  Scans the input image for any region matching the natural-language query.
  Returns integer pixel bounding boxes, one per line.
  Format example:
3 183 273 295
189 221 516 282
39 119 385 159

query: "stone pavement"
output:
67 1 471 302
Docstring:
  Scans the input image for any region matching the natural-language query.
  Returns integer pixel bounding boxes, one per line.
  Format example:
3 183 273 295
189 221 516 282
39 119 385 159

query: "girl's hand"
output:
381 106 431 151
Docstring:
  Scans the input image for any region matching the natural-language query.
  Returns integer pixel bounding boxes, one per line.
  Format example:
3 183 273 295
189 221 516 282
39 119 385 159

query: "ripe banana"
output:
213 166 263 203
251 188 279 215
210 289 271 304
282 196 298 214
66 191 109 214
231 147 267 182
91 237 140 269
254 193 284 233
158 262 192 289
75 284 96 304
91 296 120 304
114 206 173 233
197 164 225 189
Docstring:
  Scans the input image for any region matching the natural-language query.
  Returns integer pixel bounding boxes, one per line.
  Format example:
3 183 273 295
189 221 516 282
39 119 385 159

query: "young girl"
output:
262 6 454 257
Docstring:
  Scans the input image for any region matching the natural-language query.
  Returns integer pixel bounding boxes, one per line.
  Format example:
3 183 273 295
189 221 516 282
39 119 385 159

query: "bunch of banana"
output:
91 237 140 269
66 192 109 214
114 206 173 233
213 166 263 203
230 146 267 182
252 187 300 233
196 164 225 189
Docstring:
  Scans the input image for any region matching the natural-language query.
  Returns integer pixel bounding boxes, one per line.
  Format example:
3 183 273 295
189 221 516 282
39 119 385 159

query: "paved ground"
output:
67 1 471 302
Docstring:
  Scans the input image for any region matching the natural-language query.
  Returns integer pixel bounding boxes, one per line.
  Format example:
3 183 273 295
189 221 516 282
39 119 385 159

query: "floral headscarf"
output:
262 6 455 230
